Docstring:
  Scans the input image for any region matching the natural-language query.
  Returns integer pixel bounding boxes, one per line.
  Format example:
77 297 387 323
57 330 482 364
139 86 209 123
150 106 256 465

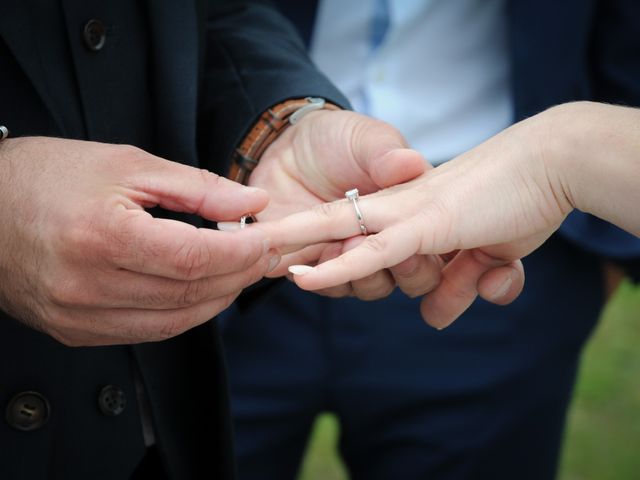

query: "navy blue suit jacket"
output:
0 0 346 478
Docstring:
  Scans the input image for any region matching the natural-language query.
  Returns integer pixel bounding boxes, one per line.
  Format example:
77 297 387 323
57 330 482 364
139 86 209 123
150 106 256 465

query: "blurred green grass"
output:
298 281 640 480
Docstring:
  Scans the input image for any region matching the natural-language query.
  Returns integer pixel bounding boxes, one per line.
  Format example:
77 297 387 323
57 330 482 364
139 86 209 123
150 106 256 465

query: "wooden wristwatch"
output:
229 97 339 185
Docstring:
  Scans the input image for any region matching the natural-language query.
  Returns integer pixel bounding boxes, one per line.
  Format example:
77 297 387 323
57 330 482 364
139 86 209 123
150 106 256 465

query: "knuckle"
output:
63 222 100 255
177 280 208 306
106 319 149 344
415 200 456 252
100 144 144 173
355 116 407 149
330 252 357 274
352 272 395 301
174 240 210 280
394 258 442 298
401 283 432 299
133 289 167 308
441 273 476 302
112 144 145 163
46 320 82 347
391 256 421 279
361 235 388 255
45 277 86 308
204 169 223 187
404 280 433 298
313 201 341 221
397 275 431 298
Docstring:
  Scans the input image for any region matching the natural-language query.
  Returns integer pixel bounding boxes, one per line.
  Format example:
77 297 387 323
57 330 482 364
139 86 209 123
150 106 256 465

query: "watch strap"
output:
229 97 339 184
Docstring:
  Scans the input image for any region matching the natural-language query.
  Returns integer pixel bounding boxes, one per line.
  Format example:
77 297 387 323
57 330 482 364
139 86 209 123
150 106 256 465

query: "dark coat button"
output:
83 19 107 51
5 391 51 431
98 385 126 416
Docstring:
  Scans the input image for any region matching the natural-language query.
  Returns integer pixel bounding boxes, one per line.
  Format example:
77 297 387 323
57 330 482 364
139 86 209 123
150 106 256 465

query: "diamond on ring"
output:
345 188 368 235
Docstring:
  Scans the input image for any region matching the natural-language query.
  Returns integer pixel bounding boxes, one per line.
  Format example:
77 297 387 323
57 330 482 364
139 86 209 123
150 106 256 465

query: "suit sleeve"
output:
557 0 640 281
197 0 349 168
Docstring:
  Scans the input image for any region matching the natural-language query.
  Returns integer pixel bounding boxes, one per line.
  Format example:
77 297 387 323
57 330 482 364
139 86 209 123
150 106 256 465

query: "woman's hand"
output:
256 104 586 327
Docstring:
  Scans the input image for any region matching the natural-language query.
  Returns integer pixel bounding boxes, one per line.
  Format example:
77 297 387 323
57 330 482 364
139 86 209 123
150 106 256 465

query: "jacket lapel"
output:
0 0 85 137
0 0 203 154
145 1 201 167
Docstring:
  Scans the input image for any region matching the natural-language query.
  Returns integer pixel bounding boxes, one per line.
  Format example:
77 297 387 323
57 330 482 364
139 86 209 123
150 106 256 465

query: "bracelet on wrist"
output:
0 126 9 143
228 97 340 185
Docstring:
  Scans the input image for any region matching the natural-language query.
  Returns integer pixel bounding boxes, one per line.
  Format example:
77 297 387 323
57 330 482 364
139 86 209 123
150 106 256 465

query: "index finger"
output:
125 150 270 221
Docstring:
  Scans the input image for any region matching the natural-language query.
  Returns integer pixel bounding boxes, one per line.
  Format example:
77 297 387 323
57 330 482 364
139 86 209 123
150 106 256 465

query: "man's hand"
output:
244 109 443 300
0 137 276 346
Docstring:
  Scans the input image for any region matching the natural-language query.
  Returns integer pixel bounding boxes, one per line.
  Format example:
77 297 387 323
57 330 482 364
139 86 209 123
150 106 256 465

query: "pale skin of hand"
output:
0 137 278 346
256 102 640 328
230 109 448 300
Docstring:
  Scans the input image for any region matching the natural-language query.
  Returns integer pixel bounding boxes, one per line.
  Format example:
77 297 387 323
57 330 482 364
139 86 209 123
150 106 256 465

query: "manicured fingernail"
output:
489 275 513 301
267 251 281 273
288 265 314 276
217 222 241 232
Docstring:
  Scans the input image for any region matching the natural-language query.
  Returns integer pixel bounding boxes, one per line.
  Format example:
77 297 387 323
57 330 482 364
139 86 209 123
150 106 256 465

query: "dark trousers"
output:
222 236 603 480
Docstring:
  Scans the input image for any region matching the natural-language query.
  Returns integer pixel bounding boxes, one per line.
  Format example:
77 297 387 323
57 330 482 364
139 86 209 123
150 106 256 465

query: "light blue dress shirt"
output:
310 0 513 165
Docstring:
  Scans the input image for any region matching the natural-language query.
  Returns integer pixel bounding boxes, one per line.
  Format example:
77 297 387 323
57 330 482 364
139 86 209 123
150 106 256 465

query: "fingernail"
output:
489 275 514 301
267 251 281 273
217 222 241 232
288 265 314 276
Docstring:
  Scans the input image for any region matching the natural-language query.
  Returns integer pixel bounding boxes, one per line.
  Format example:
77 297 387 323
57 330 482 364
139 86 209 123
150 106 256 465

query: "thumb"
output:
350 118 426 188
368 148 428 188
127 155 269 221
